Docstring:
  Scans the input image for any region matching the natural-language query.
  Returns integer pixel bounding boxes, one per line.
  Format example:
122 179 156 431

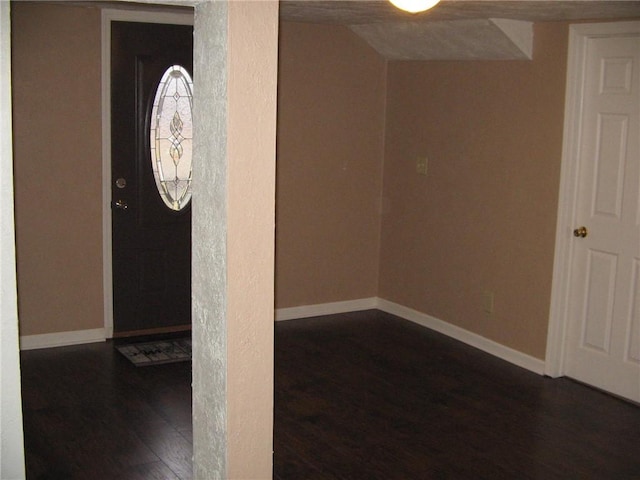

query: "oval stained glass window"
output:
149 65 194 211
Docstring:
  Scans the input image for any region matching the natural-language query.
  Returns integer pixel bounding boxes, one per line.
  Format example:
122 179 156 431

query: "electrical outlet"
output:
482 291 494 315
416 156 428 176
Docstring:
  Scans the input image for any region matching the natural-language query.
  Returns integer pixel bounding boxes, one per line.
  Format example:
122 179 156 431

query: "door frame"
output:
101 8 194 338
545 21 640 377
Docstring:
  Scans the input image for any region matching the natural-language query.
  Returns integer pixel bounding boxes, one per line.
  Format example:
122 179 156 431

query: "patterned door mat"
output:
116 338 191 366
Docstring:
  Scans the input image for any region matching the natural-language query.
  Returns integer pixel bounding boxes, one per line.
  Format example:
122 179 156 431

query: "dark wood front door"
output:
111 21 193 335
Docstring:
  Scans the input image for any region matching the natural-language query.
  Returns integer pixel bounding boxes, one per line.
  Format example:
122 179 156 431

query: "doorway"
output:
547 21 640 403
101 9 194 337
110 21 193 335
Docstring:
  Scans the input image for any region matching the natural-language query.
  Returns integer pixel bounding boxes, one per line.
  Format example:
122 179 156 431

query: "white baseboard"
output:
277 297 545 375
20 328 106 351
377 299 545 375
21 299 545 374
275 297 378 322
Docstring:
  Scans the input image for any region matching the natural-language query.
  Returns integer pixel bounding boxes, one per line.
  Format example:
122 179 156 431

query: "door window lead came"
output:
149 64 193 211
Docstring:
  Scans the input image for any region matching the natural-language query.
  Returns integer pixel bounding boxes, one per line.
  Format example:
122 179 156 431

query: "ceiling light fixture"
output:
389 0 440 14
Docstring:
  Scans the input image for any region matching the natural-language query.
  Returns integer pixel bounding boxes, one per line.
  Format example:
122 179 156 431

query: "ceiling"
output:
280 1 640 25
280 1 640 59
61 0 640 59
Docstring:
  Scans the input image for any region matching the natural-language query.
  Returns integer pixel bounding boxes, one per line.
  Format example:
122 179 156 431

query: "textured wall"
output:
379 23 569 359
276 22 387 308
226 3 278 475
11 2 102 336
192 1 228 476
192 1 278 478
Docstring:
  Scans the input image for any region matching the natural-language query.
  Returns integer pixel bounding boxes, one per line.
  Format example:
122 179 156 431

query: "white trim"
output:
545 20 640 378
545 23 584 378
20 328 107 351
100 8 194 339
378 299 546 375
275 298 379 321
1 2 27 476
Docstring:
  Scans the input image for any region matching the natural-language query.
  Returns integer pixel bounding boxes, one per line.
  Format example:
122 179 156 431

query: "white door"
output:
563 23 640 402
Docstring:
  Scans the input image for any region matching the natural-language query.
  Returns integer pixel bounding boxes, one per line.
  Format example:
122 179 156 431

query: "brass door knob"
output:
573 226 588 238
114 199 128 210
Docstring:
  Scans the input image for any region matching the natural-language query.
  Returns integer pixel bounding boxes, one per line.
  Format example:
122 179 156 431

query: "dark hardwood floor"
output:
275 311 640 479
20 336 192 479
21 310 640 479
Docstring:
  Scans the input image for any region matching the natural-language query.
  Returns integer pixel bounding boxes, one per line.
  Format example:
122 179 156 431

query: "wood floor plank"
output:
114 461 181 480
21 340 192 480
274 310 640 479
135 427 193 479
21 311 640 479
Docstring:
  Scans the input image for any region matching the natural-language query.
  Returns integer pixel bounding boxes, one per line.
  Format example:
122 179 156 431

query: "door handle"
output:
573 226 588 238
114 199 128 210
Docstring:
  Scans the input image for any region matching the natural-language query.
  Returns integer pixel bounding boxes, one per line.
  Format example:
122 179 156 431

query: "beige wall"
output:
12 11 388 334
12 3 103 336
276 22 387 308
379 23 569 359
227 4 278 475
10 2 570 362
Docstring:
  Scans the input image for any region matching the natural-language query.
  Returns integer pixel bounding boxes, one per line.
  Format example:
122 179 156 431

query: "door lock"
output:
573 226 588 238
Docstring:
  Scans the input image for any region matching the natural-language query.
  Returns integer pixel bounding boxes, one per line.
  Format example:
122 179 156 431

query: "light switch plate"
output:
416 156 428 176
482 291 494 314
